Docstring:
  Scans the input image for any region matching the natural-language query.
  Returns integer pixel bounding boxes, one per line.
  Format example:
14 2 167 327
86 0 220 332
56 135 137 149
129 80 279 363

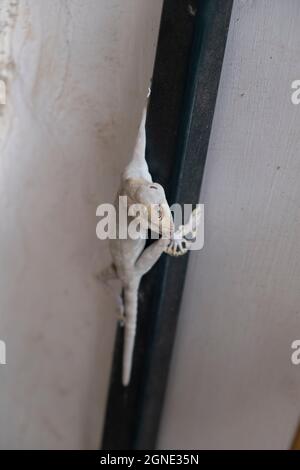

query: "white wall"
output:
0 0 162 449
2 0 300 452
158 0 300 450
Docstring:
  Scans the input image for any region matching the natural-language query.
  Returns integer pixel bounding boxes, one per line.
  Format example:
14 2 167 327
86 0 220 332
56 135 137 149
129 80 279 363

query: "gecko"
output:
100 89 200 386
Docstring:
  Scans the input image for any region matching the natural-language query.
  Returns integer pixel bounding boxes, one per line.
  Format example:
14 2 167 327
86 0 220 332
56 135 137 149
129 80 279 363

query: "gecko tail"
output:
122 284 139 386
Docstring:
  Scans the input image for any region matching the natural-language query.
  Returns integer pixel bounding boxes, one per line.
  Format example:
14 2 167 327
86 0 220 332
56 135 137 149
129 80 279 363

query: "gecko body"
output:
102 91 200 386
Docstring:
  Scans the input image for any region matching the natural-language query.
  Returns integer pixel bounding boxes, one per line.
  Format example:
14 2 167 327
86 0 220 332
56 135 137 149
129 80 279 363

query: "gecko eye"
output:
149 185 158 190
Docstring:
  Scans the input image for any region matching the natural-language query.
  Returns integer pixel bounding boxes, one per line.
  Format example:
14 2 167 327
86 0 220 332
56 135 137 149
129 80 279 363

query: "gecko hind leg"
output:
96 264 125 324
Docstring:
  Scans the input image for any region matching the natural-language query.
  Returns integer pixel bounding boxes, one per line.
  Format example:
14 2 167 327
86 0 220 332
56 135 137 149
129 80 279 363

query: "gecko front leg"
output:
135 237 169 276
165 205 202 257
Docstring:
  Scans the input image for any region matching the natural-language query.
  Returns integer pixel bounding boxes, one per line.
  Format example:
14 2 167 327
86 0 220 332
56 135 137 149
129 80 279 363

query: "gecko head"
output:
135 182 174 238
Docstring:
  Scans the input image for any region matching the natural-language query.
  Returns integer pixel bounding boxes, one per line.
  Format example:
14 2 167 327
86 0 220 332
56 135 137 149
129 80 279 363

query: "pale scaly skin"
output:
165 205 202 257
101 91 200 386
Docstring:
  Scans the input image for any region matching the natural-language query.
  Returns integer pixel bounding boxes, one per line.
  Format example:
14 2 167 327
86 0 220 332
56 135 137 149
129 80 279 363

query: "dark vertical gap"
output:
101 0 233 450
